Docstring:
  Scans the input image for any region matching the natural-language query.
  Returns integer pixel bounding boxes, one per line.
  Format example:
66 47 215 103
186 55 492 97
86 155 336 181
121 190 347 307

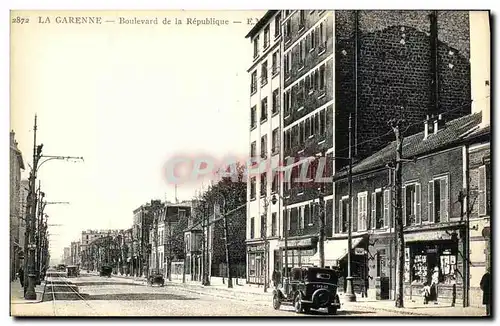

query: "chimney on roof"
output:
434 114 446 134
424 115 434 140
470 11 490 128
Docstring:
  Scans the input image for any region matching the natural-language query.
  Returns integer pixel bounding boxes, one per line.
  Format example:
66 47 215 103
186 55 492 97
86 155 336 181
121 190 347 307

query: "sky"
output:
10 10 266 260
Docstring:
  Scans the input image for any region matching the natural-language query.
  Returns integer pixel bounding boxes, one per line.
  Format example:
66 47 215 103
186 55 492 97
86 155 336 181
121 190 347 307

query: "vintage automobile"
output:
100 265 113 277
272 266 341 315
66 265 79 278
147 273 165 287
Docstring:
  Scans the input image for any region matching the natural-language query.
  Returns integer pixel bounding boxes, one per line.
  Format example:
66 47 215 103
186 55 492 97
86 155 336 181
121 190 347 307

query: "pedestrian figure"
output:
451 276 457 307
272 265 281 287
430 266 440 303
480 268 491 316
18 266 24 287
422 282 431 304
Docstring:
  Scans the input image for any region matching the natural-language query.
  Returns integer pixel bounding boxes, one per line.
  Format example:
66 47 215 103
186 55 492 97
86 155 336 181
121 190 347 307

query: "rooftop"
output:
335 112 487 180
245 10 278 39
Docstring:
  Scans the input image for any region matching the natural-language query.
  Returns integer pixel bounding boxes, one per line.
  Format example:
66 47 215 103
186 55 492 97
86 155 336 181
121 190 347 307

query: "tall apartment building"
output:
246 10 474 287
245 10 283 285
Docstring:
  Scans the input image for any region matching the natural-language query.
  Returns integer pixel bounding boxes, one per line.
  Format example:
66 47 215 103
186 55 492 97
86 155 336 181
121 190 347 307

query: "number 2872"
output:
12 17 30 24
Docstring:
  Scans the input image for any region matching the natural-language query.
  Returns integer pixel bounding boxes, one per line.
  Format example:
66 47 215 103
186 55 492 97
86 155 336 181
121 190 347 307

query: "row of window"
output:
283 21 327 79
283 64 327 116
284 108 328 151
283 10 326 44
337 176 451 234
249 212 278 239
250 89 280 128
284 202 319 231
249 172 280 200
248 166 490 237
251 51 280 94
253 13 282 59
250 128 279 159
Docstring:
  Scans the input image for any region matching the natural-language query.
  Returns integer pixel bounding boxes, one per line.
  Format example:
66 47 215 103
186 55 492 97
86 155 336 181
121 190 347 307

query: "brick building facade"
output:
331 112 490 306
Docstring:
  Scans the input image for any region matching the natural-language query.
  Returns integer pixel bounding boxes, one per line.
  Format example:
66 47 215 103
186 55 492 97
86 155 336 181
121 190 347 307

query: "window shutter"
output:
384 189 390 228
358 194 363 230
363 196 367 231
371 192 376 229
336 200 341 233
478 165 486 216
301 206 305 229
402 186 407 226
415 183 421 224
351 197 357 232
428 181 435 223
440 177 449 222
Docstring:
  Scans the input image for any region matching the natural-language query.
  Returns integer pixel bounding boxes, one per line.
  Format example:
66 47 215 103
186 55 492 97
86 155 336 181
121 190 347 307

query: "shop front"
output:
275 237 318 273
247 243 266 285
404 235 463 304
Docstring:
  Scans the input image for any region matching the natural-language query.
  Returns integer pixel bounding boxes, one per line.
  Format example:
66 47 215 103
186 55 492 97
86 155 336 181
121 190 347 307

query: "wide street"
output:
11 275 406 317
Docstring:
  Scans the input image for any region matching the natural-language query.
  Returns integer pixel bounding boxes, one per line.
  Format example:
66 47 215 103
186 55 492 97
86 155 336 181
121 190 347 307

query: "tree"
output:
193 163 247 286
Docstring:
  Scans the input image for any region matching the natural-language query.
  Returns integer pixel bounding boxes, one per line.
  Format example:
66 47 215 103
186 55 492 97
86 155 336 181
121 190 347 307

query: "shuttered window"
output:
428 176 449 223
371 192 376 229
357 192 368 231
383 189 391 228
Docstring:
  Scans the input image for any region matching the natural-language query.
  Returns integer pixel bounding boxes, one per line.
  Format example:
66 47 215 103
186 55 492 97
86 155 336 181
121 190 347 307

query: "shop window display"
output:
407 243 458 285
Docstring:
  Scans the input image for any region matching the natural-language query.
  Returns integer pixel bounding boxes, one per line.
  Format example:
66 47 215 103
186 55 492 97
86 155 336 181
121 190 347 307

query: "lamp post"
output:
262 197 270 292
344 114 357 302
271 193 287 278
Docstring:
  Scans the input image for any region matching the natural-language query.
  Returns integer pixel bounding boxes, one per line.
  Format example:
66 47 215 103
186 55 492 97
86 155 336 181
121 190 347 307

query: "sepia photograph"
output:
7 5 492 318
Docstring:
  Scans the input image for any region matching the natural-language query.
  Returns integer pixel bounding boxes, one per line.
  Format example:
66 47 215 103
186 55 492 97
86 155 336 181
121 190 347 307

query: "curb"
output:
344 303 431 316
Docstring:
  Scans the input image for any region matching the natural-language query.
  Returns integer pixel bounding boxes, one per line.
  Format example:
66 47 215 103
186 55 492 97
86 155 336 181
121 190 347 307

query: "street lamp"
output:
23 115 83 300
270 193 288 280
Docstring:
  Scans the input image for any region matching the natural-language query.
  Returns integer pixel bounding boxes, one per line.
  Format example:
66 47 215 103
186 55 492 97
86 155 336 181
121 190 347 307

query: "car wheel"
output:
328 306 338 315
294 293 303 313
273 293 281 310
303 306 311 314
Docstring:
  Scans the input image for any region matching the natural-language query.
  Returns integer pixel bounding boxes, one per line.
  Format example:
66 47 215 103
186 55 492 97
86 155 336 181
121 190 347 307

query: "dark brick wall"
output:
334 10 471 159
334 10 356 163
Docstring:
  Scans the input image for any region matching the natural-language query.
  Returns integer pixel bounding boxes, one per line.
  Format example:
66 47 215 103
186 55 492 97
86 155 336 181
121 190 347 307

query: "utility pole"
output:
222 199 233 288
25 115 41 300
202 201 210 286
390 118 405 308
318 188 325 268
318 150 326 268
345 114 356 302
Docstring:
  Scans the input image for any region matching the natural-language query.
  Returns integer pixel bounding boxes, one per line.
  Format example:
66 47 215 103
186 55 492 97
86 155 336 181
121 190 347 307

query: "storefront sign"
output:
278 237 315 248
247 245 265 252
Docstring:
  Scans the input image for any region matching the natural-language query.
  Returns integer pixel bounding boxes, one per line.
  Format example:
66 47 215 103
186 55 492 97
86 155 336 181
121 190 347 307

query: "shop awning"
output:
309 237 364 267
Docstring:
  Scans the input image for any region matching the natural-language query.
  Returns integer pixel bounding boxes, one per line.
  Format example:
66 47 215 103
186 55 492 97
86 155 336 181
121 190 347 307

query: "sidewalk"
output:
341 295 487 317
10 281 45 304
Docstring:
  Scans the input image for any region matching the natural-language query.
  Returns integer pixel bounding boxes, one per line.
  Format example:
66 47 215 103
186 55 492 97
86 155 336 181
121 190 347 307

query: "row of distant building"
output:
64 198 247 282
243 10 490 307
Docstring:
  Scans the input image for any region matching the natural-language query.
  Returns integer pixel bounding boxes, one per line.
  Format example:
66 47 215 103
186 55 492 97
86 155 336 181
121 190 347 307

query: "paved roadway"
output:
11 275 406 317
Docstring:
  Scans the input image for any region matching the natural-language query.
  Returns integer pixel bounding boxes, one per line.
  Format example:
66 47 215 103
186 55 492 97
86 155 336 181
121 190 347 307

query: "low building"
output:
149 201 190 279
330 111 490 307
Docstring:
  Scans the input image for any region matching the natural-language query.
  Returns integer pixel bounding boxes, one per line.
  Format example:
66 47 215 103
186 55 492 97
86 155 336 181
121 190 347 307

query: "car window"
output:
316 273 331 280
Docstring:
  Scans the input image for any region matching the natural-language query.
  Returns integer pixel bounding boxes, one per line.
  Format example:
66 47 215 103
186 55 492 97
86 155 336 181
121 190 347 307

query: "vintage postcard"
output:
9 9 491 317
